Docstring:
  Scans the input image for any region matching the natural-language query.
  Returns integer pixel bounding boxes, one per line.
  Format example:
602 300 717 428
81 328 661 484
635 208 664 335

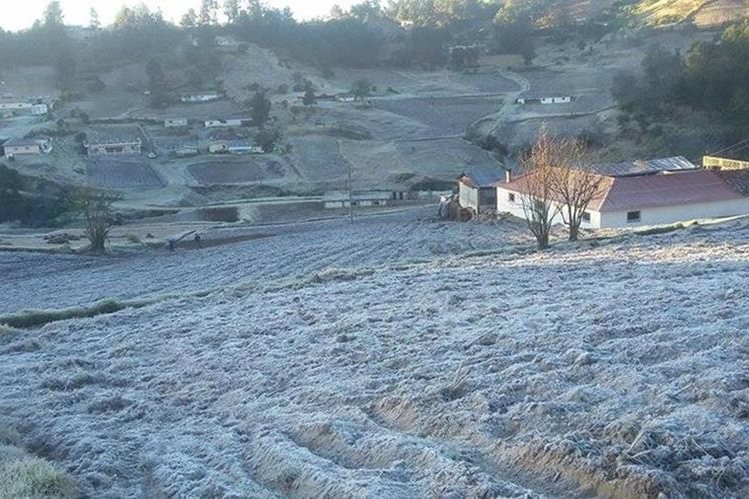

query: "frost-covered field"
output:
2 215 749 497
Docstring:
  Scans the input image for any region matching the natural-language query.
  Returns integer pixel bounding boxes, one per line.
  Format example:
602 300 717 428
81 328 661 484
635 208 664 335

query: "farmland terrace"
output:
1 214 749 497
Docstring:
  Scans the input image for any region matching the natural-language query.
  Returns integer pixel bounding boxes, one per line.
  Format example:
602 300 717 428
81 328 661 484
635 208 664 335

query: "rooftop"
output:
589 156 699 177
503 168 749 212
324 190 394 201
86 127 142 145
460 168 506 188
3 137 48 147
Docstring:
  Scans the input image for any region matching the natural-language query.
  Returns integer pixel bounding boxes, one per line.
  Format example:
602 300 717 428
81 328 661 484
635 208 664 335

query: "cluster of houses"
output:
458 156 749 228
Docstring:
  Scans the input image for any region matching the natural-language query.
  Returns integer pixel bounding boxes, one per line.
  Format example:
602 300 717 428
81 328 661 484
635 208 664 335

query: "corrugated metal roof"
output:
593 170 744 211
87 126 142 145
4 138 48 147
589 156 698 177
460 168 505 188
502 169 748 213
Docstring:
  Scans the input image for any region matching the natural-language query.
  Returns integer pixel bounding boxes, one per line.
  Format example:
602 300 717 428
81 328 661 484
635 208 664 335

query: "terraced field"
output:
86 161 165 189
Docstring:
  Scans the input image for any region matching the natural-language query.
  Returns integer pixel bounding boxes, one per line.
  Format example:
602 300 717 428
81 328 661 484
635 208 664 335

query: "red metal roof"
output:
594 170 744 211
501 169 747 213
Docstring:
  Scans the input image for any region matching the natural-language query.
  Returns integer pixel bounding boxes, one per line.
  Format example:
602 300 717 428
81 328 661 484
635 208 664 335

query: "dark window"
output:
627 211 641 223
582 211 591 223
508 193 515 202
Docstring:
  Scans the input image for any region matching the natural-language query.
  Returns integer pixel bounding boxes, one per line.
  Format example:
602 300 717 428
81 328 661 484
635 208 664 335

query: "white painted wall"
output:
600 198 749 228
497 186 600 228
499 186 749 229
459 182 479 212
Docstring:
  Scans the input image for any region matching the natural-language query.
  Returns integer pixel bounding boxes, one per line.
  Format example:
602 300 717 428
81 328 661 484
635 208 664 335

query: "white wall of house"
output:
498 186 749 229
599 198 749 228
497 186 600 228
459 182 479 212
165 119 188 127
205 119 242 128
5 144 41 156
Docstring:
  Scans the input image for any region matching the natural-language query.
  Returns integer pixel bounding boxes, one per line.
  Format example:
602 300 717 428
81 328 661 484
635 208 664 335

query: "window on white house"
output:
508 193 515 203
627 211 641 223
582 211 591 223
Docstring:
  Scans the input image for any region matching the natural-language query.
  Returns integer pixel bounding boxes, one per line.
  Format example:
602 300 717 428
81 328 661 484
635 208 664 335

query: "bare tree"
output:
69 188 120 254
549 152 607 241
519 126 606 247
518 126 562 250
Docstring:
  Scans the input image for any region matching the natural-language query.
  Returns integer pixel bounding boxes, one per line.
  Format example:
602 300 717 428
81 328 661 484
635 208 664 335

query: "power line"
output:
708 137 749 157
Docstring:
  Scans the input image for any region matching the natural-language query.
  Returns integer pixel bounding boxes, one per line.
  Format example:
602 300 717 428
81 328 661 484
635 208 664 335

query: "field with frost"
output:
1 211 749 497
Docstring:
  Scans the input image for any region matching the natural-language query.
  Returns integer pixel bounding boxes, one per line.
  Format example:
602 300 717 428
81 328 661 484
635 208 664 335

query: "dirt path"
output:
466 70 531 137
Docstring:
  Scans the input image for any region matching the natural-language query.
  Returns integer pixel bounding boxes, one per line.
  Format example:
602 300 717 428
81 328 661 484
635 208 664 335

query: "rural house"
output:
458 169 506 213
516 94 573 105
180 92 221 103
323 190 396 209
208 141 229 154
164 118 188 128
215 36 241 49
84 128 142 156
2 137 52 157
497 158 749 228
205 119 244 128
702 155 749 170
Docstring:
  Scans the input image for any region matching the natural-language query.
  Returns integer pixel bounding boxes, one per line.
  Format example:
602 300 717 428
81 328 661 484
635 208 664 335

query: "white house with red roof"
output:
497 157 749 228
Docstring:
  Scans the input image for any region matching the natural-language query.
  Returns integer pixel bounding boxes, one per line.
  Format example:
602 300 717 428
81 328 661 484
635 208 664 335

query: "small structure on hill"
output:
228 142 263 154
458 169 506 214
180 92 221 103
205 119 244 128
174 144 199 157
208 141 229 154
323 190 397 209
516 94 573 105
703 155 749 171
2 137 52 157
0 97 48 118
84 128 142 156
164 118 188 128
215 36 241 50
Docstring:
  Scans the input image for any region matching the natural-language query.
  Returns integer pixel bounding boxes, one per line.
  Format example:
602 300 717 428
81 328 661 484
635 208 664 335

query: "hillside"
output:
516 0 747 26
2 211 749 497
636 0 748 26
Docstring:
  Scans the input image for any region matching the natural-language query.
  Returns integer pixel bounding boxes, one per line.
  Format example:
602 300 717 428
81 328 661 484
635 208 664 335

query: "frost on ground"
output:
1 214 749 497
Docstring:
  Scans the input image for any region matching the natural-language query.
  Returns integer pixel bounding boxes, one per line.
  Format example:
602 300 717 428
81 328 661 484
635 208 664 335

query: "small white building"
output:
0 102 33 112
498 168 749 229
458 170 506 213
84 128 142 156
208 141 229 154
323 190 395 209
180 92 221 103
164 118 188 128
205 119 244 128
3 137 52 157
516 95 573 105
228 142 264 154
216 36 241 49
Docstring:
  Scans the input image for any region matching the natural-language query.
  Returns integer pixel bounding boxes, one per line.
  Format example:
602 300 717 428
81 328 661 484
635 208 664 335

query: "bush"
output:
0 457 76 499
125 233 141 244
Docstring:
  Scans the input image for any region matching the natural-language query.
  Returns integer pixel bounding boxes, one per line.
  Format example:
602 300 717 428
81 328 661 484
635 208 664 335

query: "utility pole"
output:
348 159 354 222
